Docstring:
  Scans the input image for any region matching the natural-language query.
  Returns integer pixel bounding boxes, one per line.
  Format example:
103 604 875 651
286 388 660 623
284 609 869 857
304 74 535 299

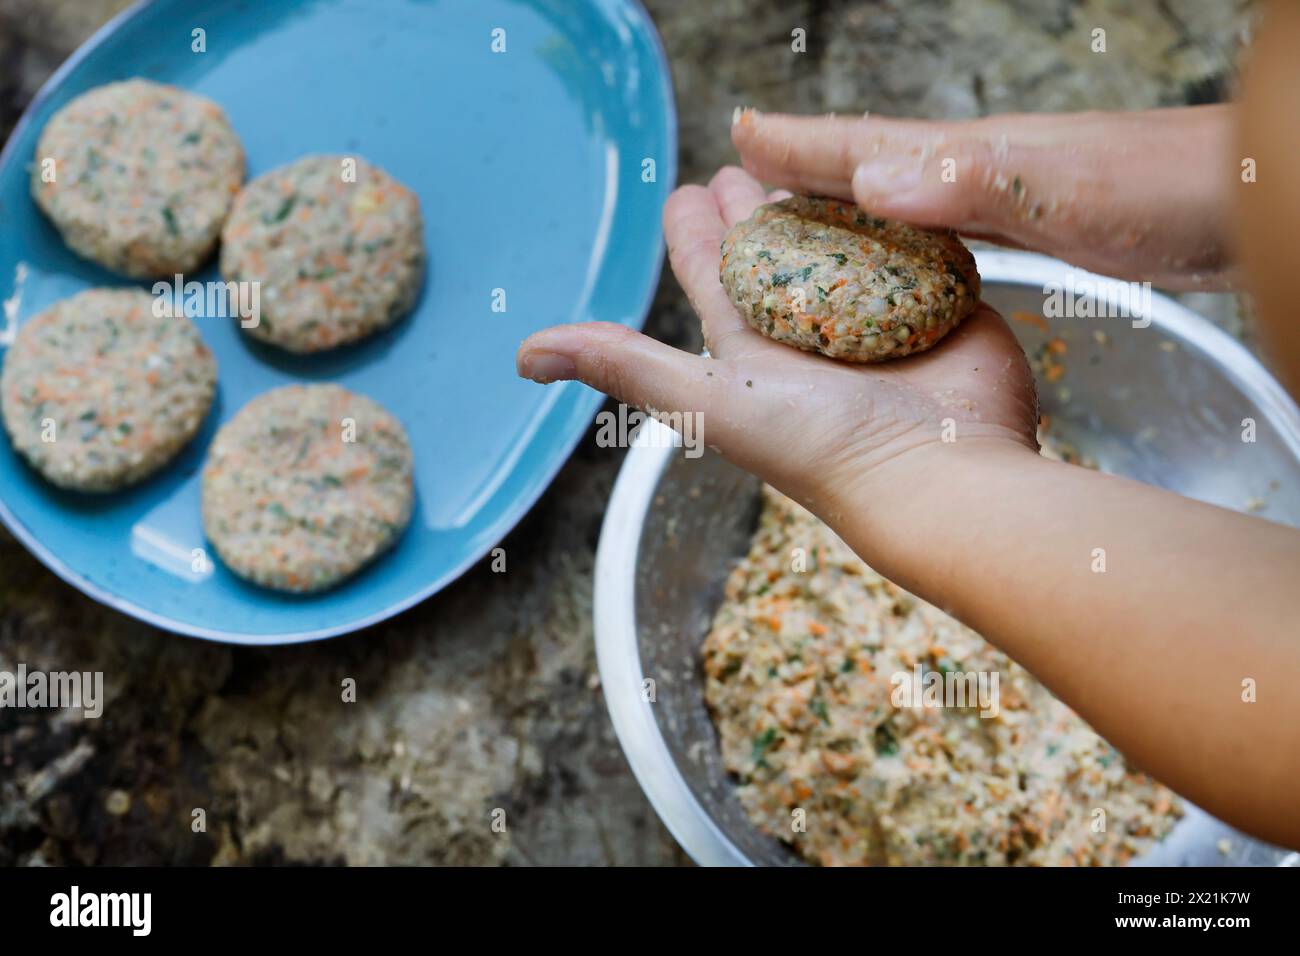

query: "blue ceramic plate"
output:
0 0 676 643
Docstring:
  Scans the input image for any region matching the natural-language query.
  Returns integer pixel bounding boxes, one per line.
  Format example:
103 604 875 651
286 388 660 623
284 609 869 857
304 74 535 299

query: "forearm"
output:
830 440 1300 848
1236 0 1300 396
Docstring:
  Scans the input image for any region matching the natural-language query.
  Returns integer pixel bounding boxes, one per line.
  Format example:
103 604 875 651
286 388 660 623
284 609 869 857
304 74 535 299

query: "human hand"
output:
516 154 1300 856
731 106 1235 291
516 167 1039 525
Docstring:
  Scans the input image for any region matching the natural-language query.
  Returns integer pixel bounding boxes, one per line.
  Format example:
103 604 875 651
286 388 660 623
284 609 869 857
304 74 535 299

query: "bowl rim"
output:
594 249 1300 866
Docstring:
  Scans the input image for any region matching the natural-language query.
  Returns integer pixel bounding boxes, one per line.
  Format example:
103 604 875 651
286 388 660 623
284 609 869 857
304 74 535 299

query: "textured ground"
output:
0 0 1252 865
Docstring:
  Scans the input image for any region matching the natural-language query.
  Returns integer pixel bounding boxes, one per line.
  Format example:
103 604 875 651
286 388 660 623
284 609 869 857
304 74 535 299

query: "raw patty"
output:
0 288 217 492
201 384 414 593
720 195 980 361
220 155 425 353
702 479 1181 867
31 78 245 278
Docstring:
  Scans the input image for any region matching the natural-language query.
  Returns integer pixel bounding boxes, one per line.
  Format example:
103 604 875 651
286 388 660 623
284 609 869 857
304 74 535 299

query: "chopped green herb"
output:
772 267 813 286
874 723 899 757
935 657 963 678
266 194 297 224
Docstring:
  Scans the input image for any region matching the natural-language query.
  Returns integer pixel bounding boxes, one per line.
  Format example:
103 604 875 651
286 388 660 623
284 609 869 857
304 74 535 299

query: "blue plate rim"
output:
0 0 679 645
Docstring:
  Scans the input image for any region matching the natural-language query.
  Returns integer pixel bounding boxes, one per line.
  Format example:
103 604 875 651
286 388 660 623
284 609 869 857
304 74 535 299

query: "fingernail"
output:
852 160 922 198
732 106 760 128
519 349 576 384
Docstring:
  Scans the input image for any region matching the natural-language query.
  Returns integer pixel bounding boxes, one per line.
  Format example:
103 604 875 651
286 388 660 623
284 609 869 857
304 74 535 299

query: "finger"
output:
732 109 1065 237
516 322 758 445
735 107 1236 289
841 108 1234 286
733 109 987 224
707 165 769 228
733 109 896 199
663 184 766 357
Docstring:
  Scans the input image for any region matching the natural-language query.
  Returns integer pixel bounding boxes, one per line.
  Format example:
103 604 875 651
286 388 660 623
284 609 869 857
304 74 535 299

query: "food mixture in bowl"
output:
702 454 1181 866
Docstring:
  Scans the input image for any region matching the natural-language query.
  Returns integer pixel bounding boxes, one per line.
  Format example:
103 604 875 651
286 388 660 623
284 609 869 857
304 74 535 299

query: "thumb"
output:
516 322 754 450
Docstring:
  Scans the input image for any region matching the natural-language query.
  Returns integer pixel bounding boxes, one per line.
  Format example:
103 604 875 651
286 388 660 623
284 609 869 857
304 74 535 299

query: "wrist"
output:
819 434 1043 579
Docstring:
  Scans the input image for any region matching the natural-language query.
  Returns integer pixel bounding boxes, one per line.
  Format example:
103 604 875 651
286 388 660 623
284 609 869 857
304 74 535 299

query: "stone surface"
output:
0 0 1252 865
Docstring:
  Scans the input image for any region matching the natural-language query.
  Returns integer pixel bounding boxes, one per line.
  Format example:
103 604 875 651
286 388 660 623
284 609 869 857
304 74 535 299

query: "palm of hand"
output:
668 168 1040 505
